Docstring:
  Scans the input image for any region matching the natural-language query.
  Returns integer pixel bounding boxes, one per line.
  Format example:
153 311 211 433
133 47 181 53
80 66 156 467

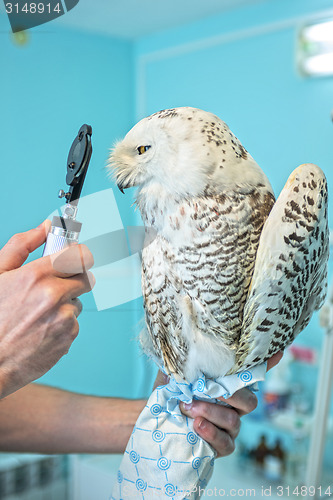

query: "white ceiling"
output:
54 0 262 39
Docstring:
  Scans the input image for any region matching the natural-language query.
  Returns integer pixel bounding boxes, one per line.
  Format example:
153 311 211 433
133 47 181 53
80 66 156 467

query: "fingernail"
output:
198 418 206 431
37 219 51 231
88 271 96 289
183 402 192 411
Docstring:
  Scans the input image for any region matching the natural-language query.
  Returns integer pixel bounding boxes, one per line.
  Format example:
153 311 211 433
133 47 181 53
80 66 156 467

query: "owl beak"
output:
117 174 137 193
117 183 125 194
117 180 130 194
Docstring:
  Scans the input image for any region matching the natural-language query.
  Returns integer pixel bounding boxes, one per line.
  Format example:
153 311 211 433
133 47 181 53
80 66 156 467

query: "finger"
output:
180 400 241 439
221 388 258 416
59 271 96 299
71 298 83 317
51 244 94 277
38 272 95 310
267 351 284 371
0 220 51 273
49 304 80 349
193 417 235 458
38 244 94 278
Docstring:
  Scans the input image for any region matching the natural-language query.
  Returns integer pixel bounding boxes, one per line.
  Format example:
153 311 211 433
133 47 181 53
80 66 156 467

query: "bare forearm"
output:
0 384 146 454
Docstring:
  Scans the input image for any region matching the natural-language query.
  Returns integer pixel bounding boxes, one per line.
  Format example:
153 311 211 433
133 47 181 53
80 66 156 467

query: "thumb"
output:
0 220 51 273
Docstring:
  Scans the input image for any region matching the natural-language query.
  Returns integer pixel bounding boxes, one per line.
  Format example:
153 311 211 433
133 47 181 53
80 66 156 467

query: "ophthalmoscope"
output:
43 124 92 256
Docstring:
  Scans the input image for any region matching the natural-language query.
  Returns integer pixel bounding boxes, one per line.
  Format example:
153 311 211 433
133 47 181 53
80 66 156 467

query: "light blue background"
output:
0 15 154 399
0 0 332 469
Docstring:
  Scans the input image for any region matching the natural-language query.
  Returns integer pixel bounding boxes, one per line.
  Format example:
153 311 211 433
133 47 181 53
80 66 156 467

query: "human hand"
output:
0 221 95 398
180 352 283 457
153 352 283 458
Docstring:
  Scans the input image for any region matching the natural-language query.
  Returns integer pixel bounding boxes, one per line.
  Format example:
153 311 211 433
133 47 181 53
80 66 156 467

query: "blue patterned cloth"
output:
111 365 266 499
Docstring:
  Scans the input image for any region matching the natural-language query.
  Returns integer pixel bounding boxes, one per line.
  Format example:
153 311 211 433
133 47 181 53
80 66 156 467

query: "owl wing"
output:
140 234 188 375
233 163 329 373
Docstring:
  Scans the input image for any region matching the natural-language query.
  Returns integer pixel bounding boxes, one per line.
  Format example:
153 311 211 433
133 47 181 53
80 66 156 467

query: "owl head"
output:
108 107 271 204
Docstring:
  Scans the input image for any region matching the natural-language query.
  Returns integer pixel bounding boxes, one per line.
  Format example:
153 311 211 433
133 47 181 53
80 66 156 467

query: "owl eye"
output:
137 145 151 155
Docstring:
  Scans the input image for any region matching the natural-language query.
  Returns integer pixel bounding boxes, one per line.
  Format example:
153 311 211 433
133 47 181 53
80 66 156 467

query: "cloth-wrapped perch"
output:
111 367 266 499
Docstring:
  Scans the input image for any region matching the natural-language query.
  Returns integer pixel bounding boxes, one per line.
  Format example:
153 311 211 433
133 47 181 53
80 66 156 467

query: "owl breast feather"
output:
140 186 275 380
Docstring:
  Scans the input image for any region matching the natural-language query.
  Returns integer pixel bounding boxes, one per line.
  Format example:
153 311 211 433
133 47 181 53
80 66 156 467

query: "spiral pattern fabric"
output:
111 364 266 499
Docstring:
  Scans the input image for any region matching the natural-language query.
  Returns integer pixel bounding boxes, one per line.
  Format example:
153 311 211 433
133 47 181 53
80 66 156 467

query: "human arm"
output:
0 383 146 454
0 356 282 455
0 222 95 399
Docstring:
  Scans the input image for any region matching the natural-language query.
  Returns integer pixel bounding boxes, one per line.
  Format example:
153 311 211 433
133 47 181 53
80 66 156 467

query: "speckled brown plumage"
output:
109 107 329 382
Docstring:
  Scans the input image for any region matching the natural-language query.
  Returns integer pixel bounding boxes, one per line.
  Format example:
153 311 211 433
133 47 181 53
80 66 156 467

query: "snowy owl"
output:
109 107 329 382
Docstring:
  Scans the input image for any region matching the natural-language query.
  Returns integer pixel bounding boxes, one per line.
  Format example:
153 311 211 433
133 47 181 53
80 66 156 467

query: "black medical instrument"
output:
43 124 92 256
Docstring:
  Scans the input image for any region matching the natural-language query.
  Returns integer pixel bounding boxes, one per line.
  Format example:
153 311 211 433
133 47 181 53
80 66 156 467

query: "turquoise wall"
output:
1 0 332 467
0 14 155 399
134 0 333 468
135 0 333 223
135 0 333 354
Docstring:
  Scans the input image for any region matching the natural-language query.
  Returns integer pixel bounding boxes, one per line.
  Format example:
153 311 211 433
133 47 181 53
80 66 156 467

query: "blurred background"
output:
0 0 332 498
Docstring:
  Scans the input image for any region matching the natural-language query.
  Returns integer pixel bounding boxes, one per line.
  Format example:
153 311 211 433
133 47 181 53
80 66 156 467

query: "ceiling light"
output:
298 19 333 77
303 20 333 43
302 53 333 76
